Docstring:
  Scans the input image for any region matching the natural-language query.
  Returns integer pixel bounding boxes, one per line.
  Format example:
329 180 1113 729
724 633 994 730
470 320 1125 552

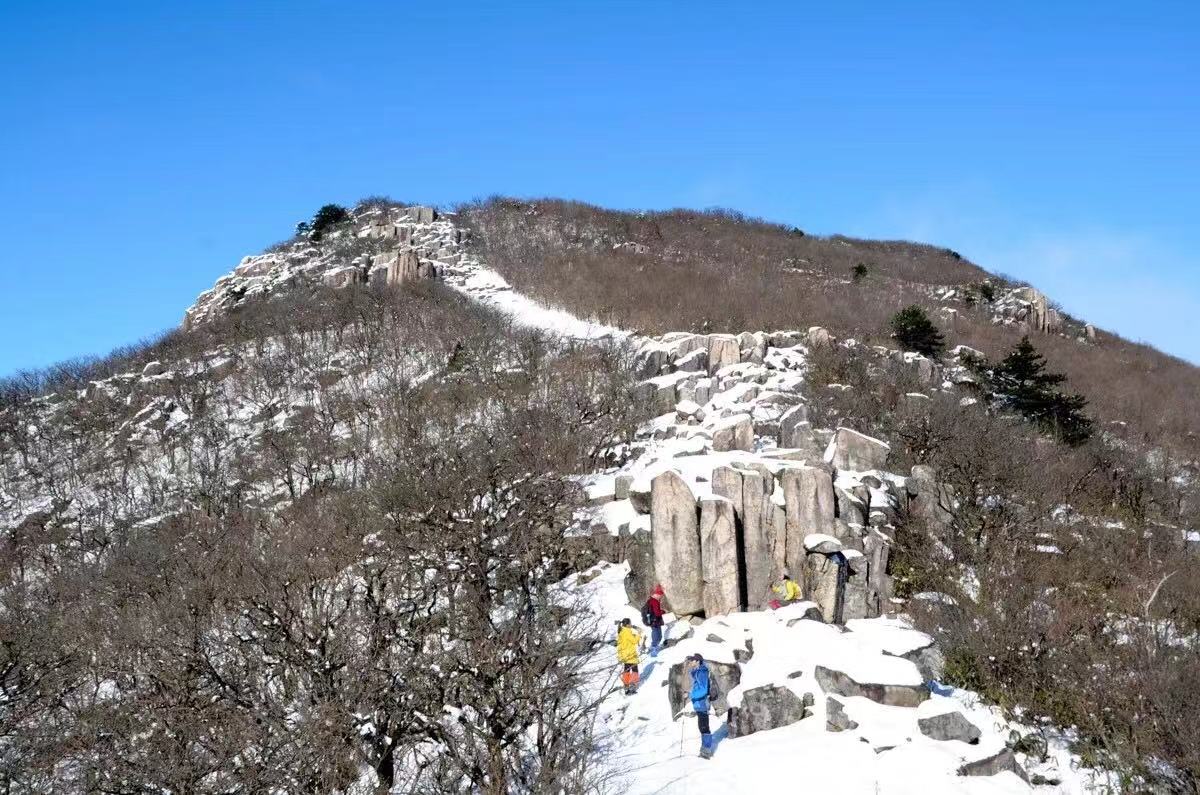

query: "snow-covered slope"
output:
567 564 1111 795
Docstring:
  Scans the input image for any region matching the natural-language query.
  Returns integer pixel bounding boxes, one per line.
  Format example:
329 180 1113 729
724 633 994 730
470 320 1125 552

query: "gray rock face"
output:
841 574 878 621
778 404 809 445
676 348 708 373
805 552 845 623
727 685 813 738
742 469 780 609
1014 286 1060 335
814 664 929 708
635 346 670 380
918 710 981 744
826 427 890 471
863 531 893 604
373 249 437 285
902 643 945 682
707 335 741 374
906 465 955 531
712 415 753 452
781 466 837 578
826 695 859 732
700 497 740 615
668 660 741 716
957 749 1031 784
403 205 437 224
651 471 703 615
622 528 656 607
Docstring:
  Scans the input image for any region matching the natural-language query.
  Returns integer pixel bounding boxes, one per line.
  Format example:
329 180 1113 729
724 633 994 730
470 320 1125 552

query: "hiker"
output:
687 653 715 759
616 617 645 695
641 584 666 657
769 573 801 609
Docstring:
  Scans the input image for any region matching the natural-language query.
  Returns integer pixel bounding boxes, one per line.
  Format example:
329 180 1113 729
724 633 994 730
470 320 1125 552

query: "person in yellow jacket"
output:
769 574 802 609
616 617 645 695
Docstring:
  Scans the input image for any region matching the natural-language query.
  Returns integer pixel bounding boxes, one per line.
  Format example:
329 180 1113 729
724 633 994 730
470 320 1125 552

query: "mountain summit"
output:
1 198 1197 793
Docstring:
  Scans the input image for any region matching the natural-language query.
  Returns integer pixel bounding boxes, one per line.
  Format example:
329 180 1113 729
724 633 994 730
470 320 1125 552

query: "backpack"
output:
706 672 720 702
640 600 655 627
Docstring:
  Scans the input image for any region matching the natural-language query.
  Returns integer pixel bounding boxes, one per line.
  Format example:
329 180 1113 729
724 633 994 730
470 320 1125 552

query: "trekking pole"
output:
679 714 686 758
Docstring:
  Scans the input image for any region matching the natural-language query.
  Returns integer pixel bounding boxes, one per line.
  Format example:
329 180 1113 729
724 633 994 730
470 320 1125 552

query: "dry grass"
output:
460 197 1200 456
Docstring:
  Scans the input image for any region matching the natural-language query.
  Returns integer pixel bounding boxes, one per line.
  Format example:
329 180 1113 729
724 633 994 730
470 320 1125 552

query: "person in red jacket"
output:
643 584 666 658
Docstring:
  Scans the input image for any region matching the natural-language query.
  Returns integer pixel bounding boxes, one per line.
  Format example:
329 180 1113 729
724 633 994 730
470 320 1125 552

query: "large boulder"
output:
804 551 846 623
668 659 741 716
700 497 740 616
712 414 753 452
778 404 808 445
824 427 890 472
957 749 1031 784
711 466 780 610
814 662 929 708
841 570 878 621
651 471 703 615
918 709 981 744
707 335 741 374
780 466 837 578
727 685 813 738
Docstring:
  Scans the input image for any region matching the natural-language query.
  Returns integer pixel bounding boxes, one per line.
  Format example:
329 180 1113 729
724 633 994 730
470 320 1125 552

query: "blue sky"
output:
1 1 1197 373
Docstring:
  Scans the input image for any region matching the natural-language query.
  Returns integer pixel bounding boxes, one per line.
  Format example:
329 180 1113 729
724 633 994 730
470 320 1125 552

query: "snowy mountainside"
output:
0 202 1157 793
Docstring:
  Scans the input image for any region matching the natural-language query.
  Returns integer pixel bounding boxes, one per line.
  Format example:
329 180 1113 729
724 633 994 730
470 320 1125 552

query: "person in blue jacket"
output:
686 653 715 759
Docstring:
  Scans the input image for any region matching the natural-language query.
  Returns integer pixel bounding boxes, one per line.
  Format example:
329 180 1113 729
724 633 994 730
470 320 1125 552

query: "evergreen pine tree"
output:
889 305 945 357
990 336 1093 445
308 204 351 240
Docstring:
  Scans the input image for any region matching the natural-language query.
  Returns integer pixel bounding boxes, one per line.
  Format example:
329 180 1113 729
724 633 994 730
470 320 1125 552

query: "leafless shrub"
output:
458 197 1200 460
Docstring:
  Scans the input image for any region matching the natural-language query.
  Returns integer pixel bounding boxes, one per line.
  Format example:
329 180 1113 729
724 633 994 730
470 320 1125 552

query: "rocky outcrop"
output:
825 427 890 471
700 497 740 615
668 660 740 716
741 469 782 609
651 471 703 615
781 466 837 578
906 465 955 532
804 546 846 623
707 334 741 374
726 685 813 738
1013 286 1060 335
712 414 753 452
814 663 929 708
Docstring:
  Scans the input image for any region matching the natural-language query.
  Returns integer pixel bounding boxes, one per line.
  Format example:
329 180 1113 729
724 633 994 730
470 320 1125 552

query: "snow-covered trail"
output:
438 254 630 342
565 564 1111 795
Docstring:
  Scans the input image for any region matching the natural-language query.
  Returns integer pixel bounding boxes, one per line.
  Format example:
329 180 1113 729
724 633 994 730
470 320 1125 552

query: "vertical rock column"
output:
651 470 704 615
780 466 837 579
700 497 740 616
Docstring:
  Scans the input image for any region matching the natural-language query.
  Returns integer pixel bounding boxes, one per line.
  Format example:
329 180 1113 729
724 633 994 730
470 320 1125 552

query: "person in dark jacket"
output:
687 653 715 759
645 584 666 657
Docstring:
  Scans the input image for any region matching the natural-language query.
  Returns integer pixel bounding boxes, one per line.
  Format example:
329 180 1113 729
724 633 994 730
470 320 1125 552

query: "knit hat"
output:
652 584 665 596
